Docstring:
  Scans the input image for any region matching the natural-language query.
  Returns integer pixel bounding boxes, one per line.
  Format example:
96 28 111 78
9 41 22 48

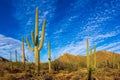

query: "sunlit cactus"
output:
112 52 115 68
15 50 18 62
90 48 92 68
86 39 89 69
26 7 46 74
93 45 96 69
48 41 52 73
22 36 25 69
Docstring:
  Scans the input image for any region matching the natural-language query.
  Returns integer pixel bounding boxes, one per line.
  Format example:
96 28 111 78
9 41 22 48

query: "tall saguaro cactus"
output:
93 45 96 69
26 7 46 74
22 37 25 68
48 41 52 73
86 39 89 69
15 50 18 62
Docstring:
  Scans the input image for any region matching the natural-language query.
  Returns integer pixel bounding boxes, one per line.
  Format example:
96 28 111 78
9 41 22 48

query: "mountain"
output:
56 50 120 64
0 56 9 62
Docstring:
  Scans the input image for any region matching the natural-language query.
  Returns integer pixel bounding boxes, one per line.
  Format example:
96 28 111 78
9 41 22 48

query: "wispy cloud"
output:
0 34 34 62
53 29 63 34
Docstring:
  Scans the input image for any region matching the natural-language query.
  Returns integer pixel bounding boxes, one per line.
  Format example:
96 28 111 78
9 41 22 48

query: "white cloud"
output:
53 29 63 34
0 34 34 62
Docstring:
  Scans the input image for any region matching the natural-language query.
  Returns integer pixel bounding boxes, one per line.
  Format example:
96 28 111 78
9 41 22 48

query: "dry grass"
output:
0 50 120 80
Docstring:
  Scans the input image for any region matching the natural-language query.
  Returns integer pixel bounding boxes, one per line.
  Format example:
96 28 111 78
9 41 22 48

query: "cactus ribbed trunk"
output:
22 37 25 67
35 46 40 73
26 7 46 75
90 49 92 68
15 50 18 62
112 52 115 68
10 52 13 71
48 41 51 73
93 45 96 69
86 39 89 69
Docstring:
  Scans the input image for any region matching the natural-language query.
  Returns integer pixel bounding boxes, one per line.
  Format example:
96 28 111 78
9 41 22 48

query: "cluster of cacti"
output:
21 36 26 69
86 39 97 69
86 39 97 80
48 41 52 73
26 7 46 74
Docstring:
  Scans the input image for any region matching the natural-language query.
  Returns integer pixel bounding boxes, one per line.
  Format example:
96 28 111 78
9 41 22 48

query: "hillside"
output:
0 56 9 62
56 50 120 64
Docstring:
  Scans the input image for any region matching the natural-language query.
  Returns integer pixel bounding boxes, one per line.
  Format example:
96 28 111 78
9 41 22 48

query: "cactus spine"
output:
26 7 46 74
15 50 18 62
48 41 52 73
86 39 89 69
22 37 25 69
93 45 96 69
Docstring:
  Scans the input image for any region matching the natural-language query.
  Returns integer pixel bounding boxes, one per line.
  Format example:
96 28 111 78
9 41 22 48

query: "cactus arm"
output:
38 20 46 50
48 41 51 73
48 41 51 59
94 45 96 69
90 49 92 68
86 39 89 69
31 31 35 45
26 37 34 51
22 37 25 62
35 7 39 37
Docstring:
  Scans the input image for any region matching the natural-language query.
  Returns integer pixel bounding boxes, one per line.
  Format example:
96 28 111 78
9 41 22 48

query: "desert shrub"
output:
40 63 49 70
52 61 79 72
71 75 80 80
52 61 65 71
79 62 86 68
0 70 4 77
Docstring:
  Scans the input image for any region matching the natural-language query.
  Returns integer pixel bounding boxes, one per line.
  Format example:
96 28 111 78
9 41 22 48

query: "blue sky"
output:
0 0 120 62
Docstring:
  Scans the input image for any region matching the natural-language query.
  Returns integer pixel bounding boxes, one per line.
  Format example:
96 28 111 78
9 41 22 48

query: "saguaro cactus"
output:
86 39 89 69
26 7 46 74
10 52 13 71
48 41 52 73
90 49 92 68
112 52 115 68
22 37 25 68
93 45 96 69
15 50 18 62
10 52 12 62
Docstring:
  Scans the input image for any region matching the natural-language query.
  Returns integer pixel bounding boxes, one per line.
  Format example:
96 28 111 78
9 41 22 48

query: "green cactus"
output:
93 45 96 69
86 39 89 69
10 52 12 62
15 50 18 62
10 52 13 71
112 52 115 68
26 7 46 74
48 41 52 73
22 37 25 69
90 49 92 68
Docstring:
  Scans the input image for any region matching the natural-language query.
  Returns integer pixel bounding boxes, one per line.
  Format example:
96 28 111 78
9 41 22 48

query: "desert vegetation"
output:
0 7 120 80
